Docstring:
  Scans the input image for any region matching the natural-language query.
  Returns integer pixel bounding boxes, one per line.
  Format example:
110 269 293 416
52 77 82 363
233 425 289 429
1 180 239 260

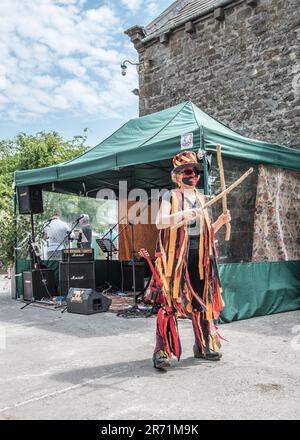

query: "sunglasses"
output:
181 168 201 176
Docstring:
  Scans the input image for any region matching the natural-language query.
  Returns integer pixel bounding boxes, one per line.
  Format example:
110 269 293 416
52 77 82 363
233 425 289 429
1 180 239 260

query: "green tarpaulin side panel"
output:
14 101 300 190
15 260 59 298
15 260 30 298
15 259 300 322
219 260 300 323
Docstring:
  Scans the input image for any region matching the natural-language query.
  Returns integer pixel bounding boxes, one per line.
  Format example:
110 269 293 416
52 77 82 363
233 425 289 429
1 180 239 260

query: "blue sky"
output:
0 0 172 146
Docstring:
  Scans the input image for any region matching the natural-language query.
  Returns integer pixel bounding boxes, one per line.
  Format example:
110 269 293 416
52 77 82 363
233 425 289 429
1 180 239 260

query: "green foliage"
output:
0 131 89 268
0 205 15 269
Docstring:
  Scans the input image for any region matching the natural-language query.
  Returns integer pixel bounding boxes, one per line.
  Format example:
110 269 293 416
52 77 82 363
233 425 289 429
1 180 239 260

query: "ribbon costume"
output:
150 151 229 370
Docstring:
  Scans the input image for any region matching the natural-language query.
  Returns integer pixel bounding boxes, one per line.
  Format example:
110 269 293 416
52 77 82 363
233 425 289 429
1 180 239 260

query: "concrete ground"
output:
0 275 299 420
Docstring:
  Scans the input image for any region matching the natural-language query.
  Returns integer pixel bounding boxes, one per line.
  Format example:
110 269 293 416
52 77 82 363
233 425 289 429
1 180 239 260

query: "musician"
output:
44 211 75 260
77 214 92 248
152 151 231 370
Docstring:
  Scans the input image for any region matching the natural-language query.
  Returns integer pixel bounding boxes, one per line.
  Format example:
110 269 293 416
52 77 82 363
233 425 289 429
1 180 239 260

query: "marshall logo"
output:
71 275 85 280
71 290 84 303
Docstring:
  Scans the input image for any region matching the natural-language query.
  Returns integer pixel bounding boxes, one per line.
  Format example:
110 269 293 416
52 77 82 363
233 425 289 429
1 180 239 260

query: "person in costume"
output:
152 150 231 369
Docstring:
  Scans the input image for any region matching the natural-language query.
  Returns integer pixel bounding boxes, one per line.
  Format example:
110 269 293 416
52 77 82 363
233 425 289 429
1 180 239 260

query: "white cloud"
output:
31 76 59 89
121 0 143 13
121 0 160 15
0 0 138 122
59 58 87 77
146 1 160 16
0 77 8 91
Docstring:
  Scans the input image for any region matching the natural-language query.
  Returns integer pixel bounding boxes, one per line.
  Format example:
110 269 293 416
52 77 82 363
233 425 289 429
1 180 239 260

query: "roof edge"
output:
142 0 238 44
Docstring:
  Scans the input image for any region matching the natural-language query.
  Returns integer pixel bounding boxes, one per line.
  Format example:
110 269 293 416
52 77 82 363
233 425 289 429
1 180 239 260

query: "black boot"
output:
193 344 222 361
152 350 171 370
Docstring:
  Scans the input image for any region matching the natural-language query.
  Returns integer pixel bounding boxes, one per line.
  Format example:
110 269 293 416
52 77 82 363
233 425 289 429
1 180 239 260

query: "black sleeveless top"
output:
161 190 202 250
185 197 201 250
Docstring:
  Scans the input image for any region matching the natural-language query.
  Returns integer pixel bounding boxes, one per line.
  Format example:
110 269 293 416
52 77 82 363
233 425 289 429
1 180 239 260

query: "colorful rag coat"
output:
150 188 225 359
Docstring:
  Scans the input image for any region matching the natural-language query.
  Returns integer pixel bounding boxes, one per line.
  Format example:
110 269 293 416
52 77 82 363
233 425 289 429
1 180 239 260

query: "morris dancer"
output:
152 150 231 370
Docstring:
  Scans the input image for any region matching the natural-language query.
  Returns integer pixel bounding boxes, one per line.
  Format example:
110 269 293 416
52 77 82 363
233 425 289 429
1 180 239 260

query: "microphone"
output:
44 217 54 225
74 214 84 223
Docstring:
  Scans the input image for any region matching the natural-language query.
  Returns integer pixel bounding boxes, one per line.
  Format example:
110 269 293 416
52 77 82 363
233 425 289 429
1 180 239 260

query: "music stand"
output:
96 238 118 292
96 238 117 255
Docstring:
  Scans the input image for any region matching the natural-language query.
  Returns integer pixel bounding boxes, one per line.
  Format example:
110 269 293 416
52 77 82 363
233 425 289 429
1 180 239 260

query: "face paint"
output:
179 167 201 187
182 176 199 186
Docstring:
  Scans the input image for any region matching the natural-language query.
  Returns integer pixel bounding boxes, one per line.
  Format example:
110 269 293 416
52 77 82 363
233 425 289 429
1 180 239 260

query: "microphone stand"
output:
46 216 83 262
32 216 81 314
60 217 83 313
20 217 55 310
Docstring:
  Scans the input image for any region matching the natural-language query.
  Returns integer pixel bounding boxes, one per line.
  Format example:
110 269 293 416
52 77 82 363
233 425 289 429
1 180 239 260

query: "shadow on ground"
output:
51 355 214 386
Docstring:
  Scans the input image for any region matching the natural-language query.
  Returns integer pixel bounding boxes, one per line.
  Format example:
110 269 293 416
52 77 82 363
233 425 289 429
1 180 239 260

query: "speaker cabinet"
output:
122 262 145 291
23 269 56 300
59 261 95 296
17 185 43 214
66 288 112 314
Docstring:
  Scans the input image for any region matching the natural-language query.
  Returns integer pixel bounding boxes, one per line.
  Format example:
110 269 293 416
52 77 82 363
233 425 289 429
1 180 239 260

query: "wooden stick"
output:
216 144 231 241
204 167 253 209
171 167 253 229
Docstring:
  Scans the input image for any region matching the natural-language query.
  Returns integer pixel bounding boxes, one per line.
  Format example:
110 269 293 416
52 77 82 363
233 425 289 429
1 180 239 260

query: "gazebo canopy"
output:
13 101 300 321
14 100 300 196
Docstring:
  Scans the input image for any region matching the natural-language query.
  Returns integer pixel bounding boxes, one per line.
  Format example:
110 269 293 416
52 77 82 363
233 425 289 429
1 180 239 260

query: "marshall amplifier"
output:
59 261 95 296
62 248 94 262
23 269 56 300
66 288 112 314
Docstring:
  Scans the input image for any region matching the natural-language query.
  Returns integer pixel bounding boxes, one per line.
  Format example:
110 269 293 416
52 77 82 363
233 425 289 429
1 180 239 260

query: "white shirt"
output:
44 218 74 250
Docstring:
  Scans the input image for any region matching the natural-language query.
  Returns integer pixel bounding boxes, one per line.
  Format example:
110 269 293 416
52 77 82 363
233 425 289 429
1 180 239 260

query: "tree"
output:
0 131 89 269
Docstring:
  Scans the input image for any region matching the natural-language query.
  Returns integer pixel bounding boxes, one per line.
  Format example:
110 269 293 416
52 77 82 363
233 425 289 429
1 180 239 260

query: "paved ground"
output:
0 275 299 420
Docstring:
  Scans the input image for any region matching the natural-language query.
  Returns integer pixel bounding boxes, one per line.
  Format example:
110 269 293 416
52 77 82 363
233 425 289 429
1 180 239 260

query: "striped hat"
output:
172 151 203 173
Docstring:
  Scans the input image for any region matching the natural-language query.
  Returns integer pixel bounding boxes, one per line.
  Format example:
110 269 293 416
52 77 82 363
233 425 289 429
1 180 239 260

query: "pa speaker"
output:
122 261 145 291
66 288 112 314
59 261 95 296
23 269 56 300
17 185 43 214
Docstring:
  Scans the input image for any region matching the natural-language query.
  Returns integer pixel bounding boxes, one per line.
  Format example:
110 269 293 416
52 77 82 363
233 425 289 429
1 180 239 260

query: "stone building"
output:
125 0 300 263
126 0 299 148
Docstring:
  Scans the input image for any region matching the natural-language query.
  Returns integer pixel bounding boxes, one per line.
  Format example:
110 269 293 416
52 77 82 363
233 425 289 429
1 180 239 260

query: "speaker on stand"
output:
17 185 52 309
17 185 43 214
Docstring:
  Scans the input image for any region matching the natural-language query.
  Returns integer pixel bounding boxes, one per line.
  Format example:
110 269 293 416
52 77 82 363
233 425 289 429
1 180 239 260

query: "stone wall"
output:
136 0 300 148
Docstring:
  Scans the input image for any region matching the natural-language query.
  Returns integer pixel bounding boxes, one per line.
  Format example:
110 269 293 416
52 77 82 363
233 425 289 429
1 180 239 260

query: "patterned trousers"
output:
154 248 210 355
